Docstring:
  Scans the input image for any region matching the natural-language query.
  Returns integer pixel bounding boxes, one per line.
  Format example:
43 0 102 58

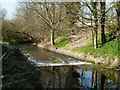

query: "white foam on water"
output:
36 62 92 66
22 52 92 67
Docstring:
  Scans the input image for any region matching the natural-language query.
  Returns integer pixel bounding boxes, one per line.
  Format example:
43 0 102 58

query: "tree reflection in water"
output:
39 66 120 89
101 74 106 90
94 71 97 89
65 66 80 88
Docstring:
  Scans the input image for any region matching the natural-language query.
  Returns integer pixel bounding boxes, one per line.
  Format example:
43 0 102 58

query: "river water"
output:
16 44 120 89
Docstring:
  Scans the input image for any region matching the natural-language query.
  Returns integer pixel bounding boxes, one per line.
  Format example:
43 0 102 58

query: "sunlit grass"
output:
72 38 118 59
53 35 71 48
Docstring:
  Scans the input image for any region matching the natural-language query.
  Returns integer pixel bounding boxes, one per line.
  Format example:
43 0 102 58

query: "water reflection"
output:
39 66 120 89
101 74 106 90
15 44 120 89
65 66 80 88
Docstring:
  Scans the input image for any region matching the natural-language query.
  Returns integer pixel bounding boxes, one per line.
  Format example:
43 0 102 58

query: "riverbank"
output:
37 31 119 69
1 30 119 69
2 45 42 89
0 38 34 45
37 44 119 69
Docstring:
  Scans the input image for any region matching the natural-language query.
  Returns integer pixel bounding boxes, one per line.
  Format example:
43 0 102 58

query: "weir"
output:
12 44 120 88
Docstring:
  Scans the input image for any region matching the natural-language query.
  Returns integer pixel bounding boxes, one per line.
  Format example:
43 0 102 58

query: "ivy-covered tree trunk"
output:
101 2 106 46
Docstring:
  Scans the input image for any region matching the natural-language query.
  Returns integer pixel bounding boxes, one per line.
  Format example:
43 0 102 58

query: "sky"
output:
0 0 113 20
0 1 18 19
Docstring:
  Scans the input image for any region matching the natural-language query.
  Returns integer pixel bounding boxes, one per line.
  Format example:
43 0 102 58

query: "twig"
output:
0 50 9 61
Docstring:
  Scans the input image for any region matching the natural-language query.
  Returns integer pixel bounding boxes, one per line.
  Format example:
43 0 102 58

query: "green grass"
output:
65 47 71 50
2 38 28 43
72 38 118 59
53 35 71 48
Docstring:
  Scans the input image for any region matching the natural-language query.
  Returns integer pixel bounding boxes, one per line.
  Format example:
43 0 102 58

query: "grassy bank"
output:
2 45 42 89
53 34 71 48
72 38 118 60
53 33 118 60
43 32 119 69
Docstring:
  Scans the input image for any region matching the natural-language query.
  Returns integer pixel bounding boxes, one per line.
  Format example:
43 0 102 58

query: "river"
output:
16 44 120 89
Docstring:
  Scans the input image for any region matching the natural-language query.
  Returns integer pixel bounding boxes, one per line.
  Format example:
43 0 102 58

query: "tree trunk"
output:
92 31 94 47
92 2 98 49
101 25 106 45
101 2 106 45
50 3 55 46
117 2 120 62
51 30 55 46
91 15 94 48
117 13 120 34
117 1 120 32
93 24 98 49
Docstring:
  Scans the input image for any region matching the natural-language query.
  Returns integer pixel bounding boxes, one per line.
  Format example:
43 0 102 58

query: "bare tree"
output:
83 1 99 49
18 2 65 46
65 2 80 27
0 7 7 20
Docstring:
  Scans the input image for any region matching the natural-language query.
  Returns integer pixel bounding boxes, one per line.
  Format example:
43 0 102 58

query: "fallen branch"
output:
0 50 9 61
